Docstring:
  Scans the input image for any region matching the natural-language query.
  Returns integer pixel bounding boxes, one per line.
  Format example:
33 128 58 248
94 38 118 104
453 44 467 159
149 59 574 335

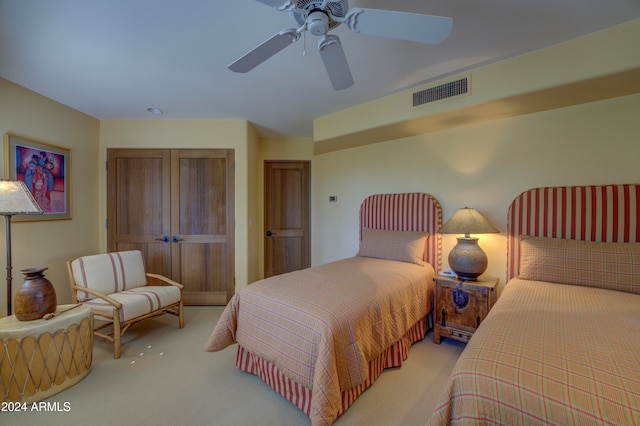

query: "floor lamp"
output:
0 180 43 316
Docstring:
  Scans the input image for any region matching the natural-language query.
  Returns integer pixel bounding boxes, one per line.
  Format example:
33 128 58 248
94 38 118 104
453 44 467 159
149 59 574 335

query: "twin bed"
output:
429 184 640 425
206 192 442 425
206 184 640 425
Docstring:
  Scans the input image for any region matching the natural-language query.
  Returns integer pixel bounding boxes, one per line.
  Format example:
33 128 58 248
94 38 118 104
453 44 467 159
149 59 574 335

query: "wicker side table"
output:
1 304 93 403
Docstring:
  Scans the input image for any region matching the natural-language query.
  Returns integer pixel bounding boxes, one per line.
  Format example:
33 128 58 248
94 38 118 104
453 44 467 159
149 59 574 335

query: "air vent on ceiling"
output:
413 77 469 107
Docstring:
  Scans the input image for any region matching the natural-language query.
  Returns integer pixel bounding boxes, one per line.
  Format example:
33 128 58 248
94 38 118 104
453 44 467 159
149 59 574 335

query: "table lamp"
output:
439 207 498 280
0 180 43 316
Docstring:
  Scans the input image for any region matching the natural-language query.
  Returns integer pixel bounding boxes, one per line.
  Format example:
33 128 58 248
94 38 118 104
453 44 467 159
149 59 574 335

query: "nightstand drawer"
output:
437 326 473 343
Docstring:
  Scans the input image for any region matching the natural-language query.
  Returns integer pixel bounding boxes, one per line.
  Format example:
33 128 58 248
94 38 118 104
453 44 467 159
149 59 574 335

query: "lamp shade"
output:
0 181 43 215
439 207 498 280
439 207 499 236
1 180 42 316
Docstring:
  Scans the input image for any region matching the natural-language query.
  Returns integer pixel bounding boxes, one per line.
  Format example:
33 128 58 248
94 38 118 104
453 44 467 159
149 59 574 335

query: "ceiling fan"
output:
228 0 453 90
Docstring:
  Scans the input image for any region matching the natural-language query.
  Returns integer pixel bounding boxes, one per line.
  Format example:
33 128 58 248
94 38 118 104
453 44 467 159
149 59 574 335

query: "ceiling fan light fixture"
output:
307 11 329 36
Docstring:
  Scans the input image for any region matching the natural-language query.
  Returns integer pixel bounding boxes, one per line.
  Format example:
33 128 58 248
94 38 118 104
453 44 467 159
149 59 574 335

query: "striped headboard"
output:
507 184 640 280
359 193 442 271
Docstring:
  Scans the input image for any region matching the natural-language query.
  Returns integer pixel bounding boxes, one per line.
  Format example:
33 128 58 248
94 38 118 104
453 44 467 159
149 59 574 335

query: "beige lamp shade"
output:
439 207 499 237
439 207 498 280
0 181 42 215
1 180 42 316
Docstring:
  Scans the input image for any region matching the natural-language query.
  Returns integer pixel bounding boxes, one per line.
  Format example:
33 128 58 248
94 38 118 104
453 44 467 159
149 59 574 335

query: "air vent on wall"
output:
413 77 469 107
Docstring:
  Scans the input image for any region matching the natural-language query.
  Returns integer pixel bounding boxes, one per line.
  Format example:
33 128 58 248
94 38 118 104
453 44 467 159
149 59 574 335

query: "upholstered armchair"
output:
66 250 184 358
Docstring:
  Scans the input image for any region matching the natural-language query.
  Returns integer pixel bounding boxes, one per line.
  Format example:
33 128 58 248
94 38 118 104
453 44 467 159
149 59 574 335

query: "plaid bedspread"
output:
429 278 640 425
206 256 435 425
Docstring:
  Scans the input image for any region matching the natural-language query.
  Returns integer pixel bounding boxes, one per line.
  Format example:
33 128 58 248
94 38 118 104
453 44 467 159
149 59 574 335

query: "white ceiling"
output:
1 0 639 138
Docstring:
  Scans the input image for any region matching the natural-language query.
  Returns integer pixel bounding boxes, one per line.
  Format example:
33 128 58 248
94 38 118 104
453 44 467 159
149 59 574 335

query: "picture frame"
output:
4 133 72 221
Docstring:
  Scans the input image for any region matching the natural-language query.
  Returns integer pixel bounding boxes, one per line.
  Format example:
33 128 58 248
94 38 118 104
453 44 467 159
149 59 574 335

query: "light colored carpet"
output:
3 306 464 426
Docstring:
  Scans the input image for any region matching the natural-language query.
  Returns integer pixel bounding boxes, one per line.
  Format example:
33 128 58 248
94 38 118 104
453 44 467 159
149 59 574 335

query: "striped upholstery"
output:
81 286 182 322
67 249 185 359
360 192 442 272
71 250 148 300
70 250 182 322
507 184 640 280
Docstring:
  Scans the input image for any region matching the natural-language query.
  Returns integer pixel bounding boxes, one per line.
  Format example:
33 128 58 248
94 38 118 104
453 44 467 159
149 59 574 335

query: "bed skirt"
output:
235 317 427 421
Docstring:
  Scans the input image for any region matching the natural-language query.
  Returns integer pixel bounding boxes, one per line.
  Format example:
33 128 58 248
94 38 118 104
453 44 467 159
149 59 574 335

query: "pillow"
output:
357 228 429 265
518 235 640 295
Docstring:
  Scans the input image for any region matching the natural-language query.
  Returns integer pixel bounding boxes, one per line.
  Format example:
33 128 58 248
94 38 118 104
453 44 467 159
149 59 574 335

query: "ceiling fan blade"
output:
318 35 354 91
228 28 299 73
344 8 453 45
253 0 296 12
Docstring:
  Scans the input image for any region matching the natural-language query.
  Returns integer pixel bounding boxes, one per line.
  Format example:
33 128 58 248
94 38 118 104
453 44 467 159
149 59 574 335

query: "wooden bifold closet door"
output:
107 148 235 305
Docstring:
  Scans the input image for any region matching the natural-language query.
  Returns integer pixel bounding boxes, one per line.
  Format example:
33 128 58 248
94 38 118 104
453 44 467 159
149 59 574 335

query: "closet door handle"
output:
266 230 274 236
171 236 184 243
155 235 170 242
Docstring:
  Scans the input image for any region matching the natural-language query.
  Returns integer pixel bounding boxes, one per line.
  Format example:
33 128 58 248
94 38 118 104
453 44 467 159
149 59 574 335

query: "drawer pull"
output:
452 287 469 309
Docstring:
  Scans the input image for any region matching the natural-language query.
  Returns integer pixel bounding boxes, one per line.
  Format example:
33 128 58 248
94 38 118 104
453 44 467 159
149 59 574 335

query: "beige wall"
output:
314 19 640 148
311 93 640 290
98 120 258 290
0 78 100 316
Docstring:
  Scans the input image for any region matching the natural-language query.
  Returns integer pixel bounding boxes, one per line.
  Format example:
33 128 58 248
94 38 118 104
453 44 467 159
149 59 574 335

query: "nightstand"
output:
433 275 498 344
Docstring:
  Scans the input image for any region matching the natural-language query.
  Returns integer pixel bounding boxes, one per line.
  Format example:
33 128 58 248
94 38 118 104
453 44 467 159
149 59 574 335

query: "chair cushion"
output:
80 285 181 322
71 251 148 300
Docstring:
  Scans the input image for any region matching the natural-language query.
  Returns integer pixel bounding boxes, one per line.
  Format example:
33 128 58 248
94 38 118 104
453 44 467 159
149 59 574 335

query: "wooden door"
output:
170 149 234 304
264 161 310 277
107 148 235 305
106 149 172 276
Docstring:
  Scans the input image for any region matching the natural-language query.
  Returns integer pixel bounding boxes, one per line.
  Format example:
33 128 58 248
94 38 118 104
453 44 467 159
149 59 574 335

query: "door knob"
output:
155 235 169 242
172 236 184 243
266 230 273 236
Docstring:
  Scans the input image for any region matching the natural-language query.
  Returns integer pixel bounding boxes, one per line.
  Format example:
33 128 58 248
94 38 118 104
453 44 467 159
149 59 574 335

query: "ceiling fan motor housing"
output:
290 0 347 31
307 10 329 35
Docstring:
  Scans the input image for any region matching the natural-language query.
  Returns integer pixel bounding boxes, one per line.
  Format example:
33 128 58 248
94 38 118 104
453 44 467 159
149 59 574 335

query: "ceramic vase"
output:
14 267 57 321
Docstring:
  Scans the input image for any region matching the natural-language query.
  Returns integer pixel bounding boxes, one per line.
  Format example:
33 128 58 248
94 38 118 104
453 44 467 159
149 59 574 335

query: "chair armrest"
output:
146 273 184 290
72 285 123 309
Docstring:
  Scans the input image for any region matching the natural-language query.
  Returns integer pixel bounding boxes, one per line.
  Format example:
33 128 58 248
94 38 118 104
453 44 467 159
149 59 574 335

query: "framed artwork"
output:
4 133 72 221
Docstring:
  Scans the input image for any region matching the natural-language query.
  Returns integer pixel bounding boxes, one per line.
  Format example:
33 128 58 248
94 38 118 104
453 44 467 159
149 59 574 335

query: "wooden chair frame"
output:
66 263 185 359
